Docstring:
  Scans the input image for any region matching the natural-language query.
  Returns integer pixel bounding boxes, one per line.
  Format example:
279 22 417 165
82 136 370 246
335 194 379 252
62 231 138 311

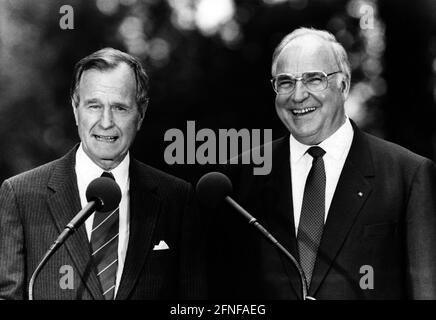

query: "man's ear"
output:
136 98 149 130
71 98 79 126
339 76 350 99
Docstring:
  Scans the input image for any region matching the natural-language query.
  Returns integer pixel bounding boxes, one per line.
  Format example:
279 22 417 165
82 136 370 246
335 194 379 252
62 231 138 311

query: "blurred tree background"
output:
1 0 436 184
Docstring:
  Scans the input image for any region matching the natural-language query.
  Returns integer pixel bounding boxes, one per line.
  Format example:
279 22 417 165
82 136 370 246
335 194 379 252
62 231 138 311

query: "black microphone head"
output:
86 176 121 212
196 171 233 208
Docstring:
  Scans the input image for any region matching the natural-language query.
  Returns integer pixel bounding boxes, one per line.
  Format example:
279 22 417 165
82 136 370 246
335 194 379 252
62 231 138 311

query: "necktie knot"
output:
101 171 115 180
307 146 325 159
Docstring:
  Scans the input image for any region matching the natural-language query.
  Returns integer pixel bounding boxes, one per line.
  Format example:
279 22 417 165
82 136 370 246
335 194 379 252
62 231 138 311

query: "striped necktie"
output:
297 146 326 289
90 171 119 300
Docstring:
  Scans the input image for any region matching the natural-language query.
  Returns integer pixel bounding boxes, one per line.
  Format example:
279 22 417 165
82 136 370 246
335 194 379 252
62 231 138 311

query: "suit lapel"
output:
115 159 161 300
264 136 302 298
309 123 375 296
47 146 103 300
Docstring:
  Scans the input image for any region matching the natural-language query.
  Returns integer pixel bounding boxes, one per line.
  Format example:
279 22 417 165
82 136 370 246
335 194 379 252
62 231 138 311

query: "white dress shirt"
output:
290 118 354 236
75 144 130 297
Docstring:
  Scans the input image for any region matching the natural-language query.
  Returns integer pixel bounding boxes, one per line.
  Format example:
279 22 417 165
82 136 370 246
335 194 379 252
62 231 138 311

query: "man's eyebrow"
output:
83 98 102 105
111 102 133 109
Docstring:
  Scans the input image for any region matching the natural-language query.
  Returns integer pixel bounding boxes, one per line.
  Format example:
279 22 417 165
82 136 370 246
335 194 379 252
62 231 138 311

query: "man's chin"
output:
290 126 322 145
89 153 121 170
95 158 120 171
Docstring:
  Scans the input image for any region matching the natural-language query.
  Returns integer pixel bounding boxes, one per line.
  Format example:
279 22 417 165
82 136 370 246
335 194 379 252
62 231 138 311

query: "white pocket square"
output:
153 240 169 251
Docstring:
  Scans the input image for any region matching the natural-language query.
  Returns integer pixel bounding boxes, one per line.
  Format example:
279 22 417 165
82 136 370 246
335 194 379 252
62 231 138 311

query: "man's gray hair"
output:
271 27 351 84
70 47 149 110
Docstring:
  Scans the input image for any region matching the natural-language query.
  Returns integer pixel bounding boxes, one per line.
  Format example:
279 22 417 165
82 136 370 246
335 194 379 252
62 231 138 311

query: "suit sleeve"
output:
178 183 207 299
406 158 436 299
0 180 26 300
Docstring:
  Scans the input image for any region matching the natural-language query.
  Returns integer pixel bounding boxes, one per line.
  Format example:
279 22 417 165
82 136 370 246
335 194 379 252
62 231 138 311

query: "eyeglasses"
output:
271 71 342 95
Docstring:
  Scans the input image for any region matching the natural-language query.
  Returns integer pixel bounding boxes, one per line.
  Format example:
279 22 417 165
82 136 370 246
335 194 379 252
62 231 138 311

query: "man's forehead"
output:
275 35 337 74
80 63 134 81
79 64 136 91
76 63 137 105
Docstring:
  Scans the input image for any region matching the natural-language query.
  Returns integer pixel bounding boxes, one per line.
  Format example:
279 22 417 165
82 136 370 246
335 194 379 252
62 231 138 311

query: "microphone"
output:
196 171 313 300
28 176 121 300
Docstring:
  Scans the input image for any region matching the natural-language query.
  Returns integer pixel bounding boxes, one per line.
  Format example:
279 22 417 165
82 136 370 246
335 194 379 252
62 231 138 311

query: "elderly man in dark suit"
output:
0 48 205 299
207 28 436 299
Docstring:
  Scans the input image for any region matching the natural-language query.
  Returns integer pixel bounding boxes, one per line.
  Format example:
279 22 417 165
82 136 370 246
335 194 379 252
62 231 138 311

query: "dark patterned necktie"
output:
90 171 119 300
297 146 326 288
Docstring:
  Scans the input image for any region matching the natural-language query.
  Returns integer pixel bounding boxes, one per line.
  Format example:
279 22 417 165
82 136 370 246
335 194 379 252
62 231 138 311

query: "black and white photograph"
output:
1 0 436 315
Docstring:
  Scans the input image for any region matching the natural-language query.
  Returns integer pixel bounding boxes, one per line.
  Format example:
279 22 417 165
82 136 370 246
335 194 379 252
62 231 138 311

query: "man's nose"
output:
100 106 114 129
291 80 309 103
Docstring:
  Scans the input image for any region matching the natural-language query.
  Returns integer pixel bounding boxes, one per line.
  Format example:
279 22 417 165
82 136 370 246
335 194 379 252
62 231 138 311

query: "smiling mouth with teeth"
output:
94 134 118 142
291 107 317 116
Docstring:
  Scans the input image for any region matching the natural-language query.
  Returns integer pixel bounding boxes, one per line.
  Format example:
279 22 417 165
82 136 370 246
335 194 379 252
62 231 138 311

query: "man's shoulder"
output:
3 145 77 189
131 158 191 190
219 136 287 184
4 157 64 188
362 130 430 165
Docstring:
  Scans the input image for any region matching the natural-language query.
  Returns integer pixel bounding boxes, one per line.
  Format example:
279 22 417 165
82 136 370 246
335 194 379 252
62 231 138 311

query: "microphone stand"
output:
225 196 314 300
28 201 96 300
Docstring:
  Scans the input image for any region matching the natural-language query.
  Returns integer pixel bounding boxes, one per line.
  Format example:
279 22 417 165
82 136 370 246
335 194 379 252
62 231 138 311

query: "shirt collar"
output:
290 117 354 163
75 143 130 193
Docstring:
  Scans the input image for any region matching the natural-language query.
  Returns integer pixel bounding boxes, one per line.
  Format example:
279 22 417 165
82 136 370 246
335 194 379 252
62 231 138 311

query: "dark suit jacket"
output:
0 147 206 300
207 123 436 299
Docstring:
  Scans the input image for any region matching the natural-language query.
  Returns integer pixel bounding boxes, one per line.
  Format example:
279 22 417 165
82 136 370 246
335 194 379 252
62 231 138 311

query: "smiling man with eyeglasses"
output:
271 29 351 146
207 27 436 300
